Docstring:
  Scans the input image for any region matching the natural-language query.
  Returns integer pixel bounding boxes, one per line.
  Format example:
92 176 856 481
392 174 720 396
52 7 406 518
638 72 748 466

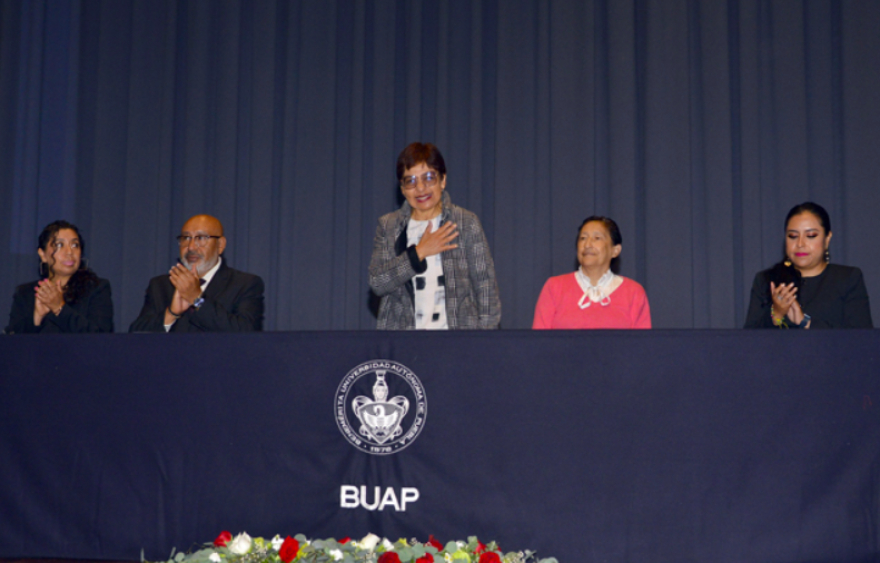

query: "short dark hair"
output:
784 201 831 234
396 142 447 181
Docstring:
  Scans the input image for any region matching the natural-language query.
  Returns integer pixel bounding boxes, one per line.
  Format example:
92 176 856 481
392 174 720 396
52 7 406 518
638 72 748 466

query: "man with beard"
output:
129 215 264 332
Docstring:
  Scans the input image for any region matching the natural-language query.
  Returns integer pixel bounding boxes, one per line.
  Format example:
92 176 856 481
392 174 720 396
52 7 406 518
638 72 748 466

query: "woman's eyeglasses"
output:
401 171 440 190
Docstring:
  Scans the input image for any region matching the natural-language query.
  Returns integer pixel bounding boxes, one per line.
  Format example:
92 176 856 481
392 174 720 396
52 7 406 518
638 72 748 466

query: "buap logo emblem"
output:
336 360 427 455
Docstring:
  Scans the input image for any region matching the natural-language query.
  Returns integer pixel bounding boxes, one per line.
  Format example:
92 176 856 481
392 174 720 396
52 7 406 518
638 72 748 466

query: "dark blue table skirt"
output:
1 330 878 562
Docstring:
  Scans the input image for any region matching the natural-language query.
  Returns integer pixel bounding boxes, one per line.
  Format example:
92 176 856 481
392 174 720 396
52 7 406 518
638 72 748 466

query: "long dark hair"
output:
38 220 99 305
769 202 832 291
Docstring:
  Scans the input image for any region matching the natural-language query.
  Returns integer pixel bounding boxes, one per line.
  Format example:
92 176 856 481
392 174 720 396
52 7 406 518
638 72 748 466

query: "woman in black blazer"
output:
5 220 113 334
744 202 872 329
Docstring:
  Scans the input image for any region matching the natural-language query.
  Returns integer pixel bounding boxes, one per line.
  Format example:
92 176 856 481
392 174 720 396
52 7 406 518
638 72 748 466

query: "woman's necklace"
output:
574 268 616 309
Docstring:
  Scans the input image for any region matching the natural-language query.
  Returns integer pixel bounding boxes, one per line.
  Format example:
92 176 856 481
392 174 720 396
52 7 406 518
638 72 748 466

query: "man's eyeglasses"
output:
176 235 221 247
401 171 440 190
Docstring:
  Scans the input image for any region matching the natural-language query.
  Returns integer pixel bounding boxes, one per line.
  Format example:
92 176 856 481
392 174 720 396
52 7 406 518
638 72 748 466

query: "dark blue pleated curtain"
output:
1 0 878 330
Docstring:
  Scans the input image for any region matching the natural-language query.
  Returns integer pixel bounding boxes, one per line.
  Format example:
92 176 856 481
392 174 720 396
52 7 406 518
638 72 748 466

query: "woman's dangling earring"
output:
825 248 830 263
784 260 792 267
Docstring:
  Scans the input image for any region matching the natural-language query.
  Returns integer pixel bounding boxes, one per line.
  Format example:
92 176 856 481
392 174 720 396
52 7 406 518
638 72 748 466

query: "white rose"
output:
271 535 284 551
228 532 252 555
381 539 394 551
209 554 221 563
329 548 343 561
359 533 380 551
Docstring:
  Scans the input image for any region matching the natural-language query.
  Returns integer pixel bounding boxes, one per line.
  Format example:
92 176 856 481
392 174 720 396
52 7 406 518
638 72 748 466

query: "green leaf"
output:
148 536 556 563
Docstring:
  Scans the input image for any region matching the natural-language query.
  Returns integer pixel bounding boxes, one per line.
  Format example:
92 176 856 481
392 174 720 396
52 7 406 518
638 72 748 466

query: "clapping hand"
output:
770 281 807 325
787 299 807 327
169 262 202 306
35 279 65 316
165 263 202 324
32 282 52 326
416 221 459 261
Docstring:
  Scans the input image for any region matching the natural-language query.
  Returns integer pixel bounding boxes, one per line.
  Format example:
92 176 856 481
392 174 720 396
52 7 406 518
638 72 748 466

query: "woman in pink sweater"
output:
533 216 651 329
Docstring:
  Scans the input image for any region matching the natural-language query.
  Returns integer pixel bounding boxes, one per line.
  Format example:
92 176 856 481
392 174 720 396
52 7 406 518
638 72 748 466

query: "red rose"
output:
213 531 232 547
378 552 402 563
474 541 487 554
339 537 351 544
279 536 299 563
479 553 501 563
427 535 443 551
416 554 434 563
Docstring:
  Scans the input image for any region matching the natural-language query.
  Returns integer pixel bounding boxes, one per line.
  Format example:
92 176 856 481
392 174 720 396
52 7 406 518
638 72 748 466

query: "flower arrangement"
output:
153 532 557 563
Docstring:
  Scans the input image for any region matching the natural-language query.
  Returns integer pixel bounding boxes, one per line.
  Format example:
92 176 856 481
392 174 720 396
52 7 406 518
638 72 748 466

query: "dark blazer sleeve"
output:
129 276 175 333
842 268 873 328
5 283 39 334
184 273 264 332
42 279 114 333
809 266 873 329
6 279 114 334
129 266 265 333
744 271 775 328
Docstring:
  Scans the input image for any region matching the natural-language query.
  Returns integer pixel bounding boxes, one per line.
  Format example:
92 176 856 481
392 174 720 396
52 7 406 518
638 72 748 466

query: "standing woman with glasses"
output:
369 142 501 329
744 202 872 329
5 220 113 334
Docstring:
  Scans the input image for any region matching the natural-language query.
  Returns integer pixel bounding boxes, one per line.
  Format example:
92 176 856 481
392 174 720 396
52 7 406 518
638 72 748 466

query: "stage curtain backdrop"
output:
1 0 879 330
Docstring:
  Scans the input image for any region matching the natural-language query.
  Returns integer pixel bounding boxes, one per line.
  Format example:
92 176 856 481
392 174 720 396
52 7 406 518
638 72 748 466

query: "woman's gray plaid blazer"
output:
369 191 501 329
